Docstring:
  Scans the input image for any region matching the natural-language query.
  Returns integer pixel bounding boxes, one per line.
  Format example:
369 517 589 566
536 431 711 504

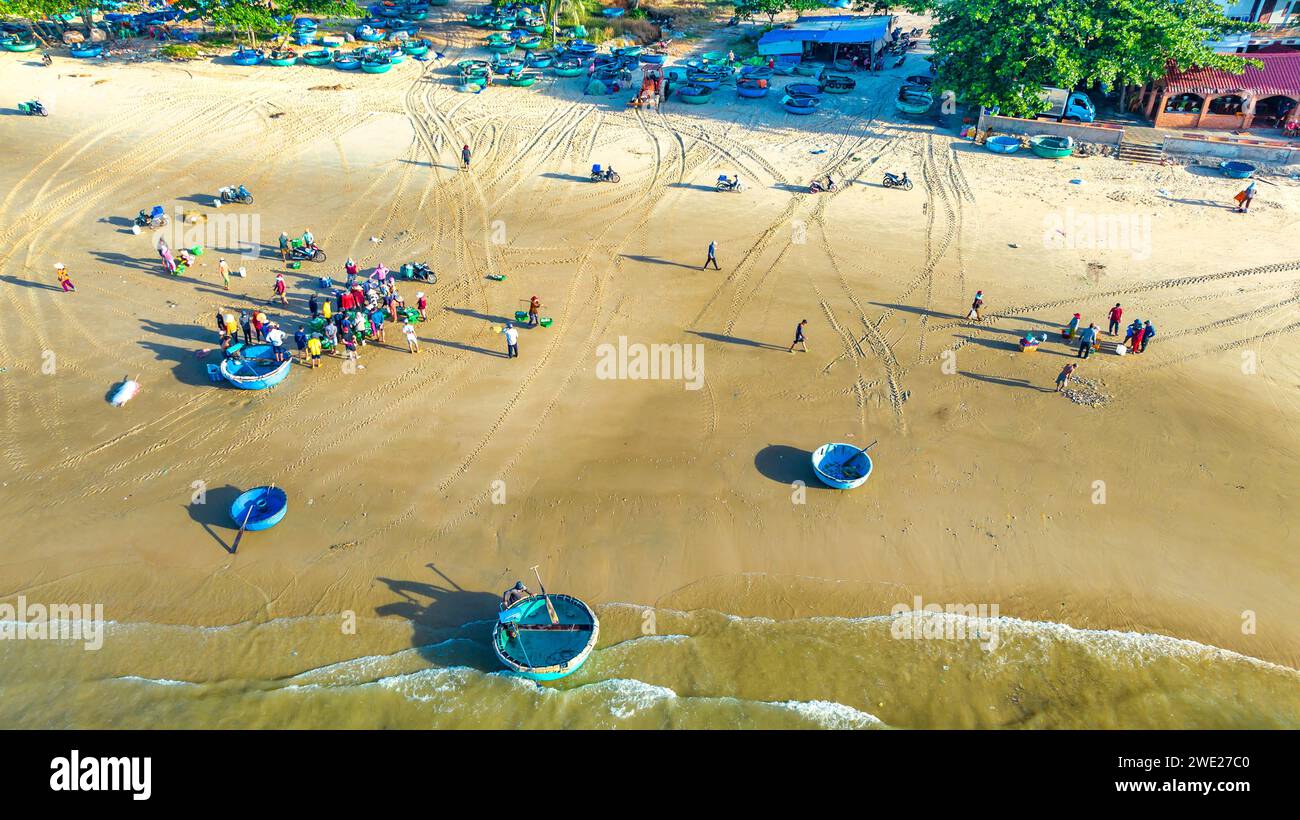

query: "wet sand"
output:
0 17 1298 727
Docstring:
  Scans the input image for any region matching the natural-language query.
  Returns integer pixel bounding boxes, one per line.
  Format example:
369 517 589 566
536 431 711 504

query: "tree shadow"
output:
184 484 244 554
754 443 824 487
688 330 787 350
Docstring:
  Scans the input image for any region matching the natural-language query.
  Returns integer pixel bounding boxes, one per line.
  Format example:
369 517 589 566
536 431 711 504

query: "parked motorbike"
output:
715 174 742 192
399 262 437 283
290 244 327 263
590 165 620 183
18 99 47 116
883 172 913 191
40 52 51 66
135 206 168 229
809 176 837 194
218 184 254 205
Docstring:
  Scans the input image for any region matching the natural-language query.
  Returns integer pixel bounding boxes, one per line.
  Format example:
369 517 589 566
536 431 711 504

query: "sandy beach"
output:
1 9 1298 728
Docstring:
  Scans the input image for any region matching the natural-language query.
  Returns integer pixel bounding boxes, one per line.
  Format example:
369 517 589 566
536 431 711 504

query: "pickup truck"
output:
1037 87 1095 123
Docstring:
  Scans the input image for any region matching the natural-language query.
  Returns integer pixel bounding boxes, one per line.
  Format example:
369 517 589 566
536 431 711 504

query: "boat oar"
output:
849 439 877 468
230 483 273 554
531 564 559 625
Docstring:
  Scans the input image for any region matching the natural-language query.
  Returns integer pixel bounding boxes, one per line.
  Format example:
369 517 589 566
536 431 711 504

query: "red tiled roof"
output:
1163 53 1300 97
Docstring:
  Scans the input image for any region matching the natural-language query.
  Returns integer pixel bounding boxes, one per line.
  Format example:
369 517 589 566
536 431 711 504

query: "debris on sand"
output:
1063 376 1111 408
309 84 344 91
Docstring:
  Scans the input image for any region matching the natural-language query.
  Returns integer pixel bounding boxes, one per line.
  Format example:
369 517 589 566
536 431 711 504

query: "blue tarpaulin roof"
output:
758 15 890 53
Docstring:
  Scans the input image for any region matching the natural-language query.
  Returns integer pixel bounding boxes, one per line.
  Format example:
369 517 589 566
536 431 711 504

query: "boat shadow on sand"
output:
754 443 835 488
184 483 246 554
138 320 224 386
375 564 504 671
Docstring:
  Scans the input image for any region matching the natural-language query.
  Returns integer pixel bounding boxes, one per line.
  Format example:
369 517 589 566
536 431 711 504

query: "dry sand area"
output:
0 23 1297 674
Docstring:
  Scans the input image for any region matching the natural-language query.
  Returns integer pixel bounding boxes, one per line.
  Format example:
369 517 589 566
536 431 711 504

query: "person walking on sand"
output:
279 231 291 263
1077 323 1098 359
158 240 176 275
1140 320 1155 352
416 291 428 321
239 311 252 345
527 295 543 327
1130 321 1147 354
1107 303 1123 336
403 320 419 353
966 290 984 321
273 273 288 307
703 240 719 270
503 322 519 358
789 319 808 353
1064 312 1081 340
55 263 75 292
306 334 322 368
1056 362 1078 392
218 258 231 290
462 144 472 169
1234 180 1257 213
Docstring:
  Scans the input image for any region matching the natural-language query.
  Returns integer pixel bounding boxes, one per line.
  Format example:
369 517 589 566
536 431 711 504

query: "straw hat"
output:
54 263 65 269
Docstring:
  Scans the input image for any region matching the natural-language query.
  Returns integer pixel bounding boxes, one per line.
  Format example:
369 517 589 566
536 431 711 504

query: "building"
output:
756 14 893 62
1212 0 1300 52
1137 52 1300 130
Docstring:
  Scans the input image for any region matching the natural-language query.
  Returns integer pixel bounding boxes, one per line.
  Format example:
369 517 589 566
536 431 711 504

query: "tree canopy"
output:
895 0 1261 117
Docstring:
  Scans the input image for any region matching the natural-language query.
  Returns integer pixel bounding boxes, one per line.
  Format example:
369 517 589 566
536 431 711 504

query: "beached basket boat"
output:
493 593 600 681
265 49 298 66
486 37 516 53
1030 134 1073 158
355 25 386 42
506 70 541 87
614 45 642 58
784 81 821 97
782 94 820 115
895 92 932 115
526 51 554 68
402 37 431 56
553 60 584 77
677 84 712 104
2 38 37 52
219 344 292 390
639 52 666 66
333 50 362 70
361 52 393 73
984 135 1021 154
566 39 596 56
1220 160 1256 179
739 65 773 81
301 49 332 65
465 13 490 27
232 46 264 65
70 44 102 58
229 486 288 531
811 442 873 490
736 77 768 98
820 73 855 93
794 62 820 77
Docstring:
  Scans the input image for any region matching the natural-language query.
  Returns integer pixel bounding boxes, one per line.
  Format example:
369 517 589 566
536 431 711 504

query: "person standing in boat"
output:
502 581 530 608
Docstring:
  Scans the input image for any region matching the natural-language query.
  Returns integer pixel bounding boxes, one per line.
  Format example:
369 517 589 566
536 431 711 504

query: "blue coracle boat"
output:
229 486 288 531
493 594 599 681
219 343 292 390
811 442 873 489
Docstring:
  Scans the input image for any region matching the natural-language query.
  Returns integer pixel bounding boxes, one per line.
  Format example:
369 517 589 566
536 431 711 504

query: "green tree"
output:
736 0 790 26
901 0 1260 117
787 0 824 19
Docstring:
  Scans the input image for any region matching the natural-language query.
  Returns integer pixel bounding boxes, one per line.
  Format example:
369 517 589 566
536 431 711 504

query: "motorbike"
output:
18 99 47 117
909 27 924 37
289 244 327 263
808 177 837 194
135 205 168 229
40 52 52 66
218 184 254 205
715 174 741 192
893 53 907 69
399 262 437 283
590 165 620 183
883 172 913 191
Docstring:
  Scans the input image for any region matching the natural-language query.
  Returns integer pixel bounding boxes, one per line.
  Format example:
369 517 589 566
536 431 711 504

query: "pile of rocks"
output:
1063 376 1111 408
